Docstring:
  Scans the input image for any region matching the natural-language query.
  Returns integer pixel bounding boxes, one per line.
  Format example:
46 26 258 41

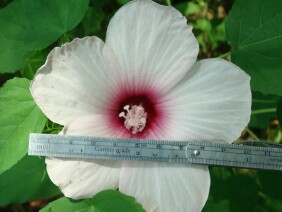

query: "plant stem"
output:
218 52 231 59
251 108 276 115
166 0 171 6
245 127 260 141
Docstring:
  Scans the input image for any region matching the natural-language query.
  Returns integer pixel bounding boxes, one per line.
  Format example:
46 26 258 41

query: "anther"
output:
119 105 147 134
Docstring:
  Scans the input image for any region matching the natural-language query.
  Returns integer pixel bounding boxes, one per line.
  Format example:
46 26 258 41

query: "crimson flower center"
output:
114 94 158 137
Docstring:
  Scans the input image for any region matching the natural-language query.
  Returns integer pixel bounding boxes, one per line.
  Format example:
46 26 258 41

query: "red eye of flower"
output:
106 88 165 138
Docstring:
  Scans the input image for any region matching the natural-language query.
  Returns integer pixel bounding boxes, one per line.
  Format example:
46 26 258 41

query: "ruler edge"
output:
28 133 282 171
29 133 282 152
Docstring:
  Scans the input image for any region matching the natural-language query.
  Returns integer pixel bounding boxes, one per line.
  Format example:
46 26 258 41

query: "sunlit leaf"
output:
0 155 60 205
40 190 145 212
210 19 226 47
0 78 46 175
226 0 282 96
175 2 202 16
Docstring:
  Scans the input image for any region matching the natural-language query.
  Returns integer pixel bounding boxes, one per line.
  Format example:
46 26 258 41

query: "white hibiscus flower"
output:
30 0 251 211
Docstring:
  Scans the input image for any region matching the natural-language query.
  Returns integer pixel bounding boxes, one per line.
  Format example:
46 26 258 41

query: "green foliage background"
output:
0 0 281 211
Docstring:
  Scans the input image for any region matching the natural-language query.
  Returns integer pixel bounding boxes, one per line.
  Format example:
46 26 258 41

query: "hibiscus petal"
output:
46 115 123 199
30 36 122 125
163 58 251 142
63 114 127 138
106 0 198 93
119 161 210 212
46 158 120 199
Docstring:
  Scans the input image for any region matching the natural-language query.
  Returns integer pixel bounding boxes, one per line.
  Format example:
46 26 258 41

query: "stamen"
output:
119 105 147 134
119 112 125 118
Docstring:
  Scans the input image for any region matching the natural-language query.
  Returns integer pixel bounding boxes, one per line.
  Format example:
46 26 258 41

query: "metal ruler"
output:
28 133 282 171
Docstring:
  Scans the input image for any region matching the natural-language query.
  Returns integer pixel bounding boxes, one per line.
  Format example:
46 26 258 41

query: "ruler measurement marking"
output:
32 145 281 160
188 149 281 157
28 133 282 171
33 140 184 150
187 144 282 156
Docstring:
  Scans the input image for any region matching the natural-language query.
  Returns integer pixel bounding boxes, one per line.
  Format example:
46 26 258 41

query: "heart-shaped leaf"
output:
40 190 145 212
0 78 47 174
226 0 282 96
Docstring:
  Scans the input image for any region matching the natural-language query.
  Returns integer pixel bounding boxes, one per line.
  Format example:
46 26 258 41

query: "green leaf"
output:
40 197 91 212
249 91 280 129
207 167 233 202
40 190 145 212
226 0 282 96
0 78 47 175
258 170 282 200
0 1 28 73
264 199 282 212
91 190 145 212
0 155 60 205
0 0 89 73
23 0 89 50
207 167 260 212
115 0 130 5
21 50 48 80
175 2 202 16
210 19 226 47
203 199 230 212
277 99 282 125
227 174 259 211
82 4 105 35
42 119 63 134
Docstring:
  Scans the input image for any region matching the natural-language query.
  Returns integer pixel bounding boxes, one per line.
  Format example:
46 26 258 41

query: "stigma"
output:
119 105 147 134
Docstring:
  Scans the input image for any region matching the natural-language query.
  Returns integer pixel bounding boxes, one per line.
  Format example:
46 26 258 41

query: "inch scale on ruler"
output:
28 133 282 171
